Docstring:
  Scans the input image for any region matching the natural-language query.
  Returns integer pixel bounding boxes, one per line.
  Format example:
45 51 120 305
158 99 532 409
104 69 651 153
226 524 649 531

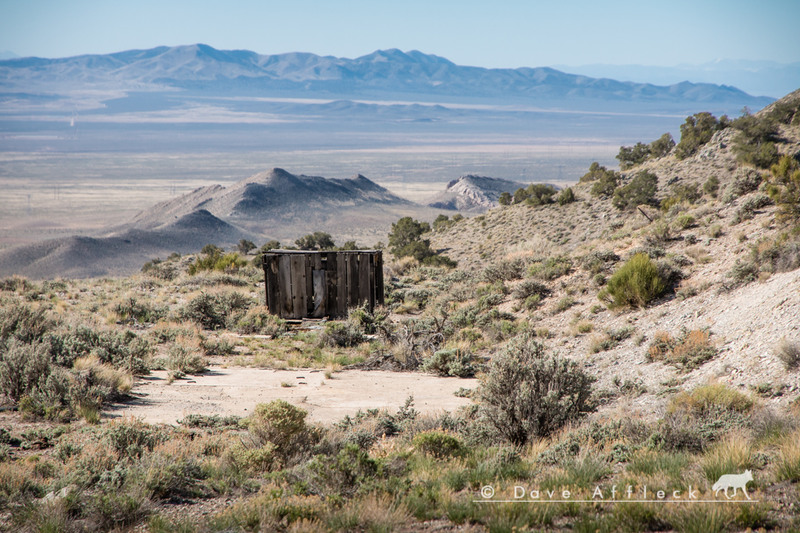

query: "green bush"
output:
557 187 576 205
188 247 247 275
582 163 619 198
388 217 455 266
732 112 781 169
675 112 728 159
601 253 665 308
512 279 549 300
478 335 595 445
236 306 287 336
295 231 335 250
0 300 54 344
612 171 658 210
482 258 527 282
319 321 365 347
413 431 467 459
512 183 558 206
113 296 167 324
180 291 252 330
616 142 651 170
767 154 800 222
249 400 308 449
421 348 479 378
703 176 720 197
528 256 572 280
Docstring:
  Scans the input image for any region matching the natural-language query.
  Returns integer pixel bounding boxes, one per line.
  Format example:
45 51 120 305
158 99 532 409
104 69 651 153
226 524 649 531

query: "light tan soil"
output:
107 367 477 424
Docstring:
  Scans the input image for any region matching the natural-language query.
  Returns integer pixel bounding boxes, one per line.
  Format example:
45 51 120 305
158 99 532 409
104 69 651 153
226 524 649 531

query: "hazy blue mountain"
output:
0 44 773 110
554 60 800 99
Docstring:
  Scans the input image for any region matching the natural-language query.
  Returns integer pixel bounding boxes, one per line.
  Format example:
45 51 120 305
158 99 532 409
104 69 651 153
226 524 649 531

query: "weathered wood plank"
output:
310 253 325 318
359 253 371 309
375 251 385 306
278 254 294 318
263 254 280 315
324 252 338 318
291 254 306 319
348 253 359 310
336 253 347 317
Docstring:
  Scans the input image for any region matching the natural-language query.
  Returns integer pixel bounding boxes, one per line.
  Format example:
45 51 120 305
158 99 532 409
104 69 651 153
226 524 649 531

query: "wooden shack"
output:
262 250 384 319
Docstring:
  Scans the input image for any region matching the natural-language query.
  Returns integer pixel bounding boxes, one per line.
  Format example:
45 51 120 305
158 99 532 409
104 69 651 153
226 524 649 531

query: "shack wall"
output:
262 250 384 319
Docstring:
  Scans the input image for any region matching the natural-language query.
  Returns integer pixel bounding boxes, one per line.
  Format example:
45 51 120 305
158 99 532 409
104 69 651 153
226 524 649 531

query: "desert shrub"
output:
0 300 54 344
727 258 759 286
236 306 287 336
581 250 619 274
669 384 754 417
600 253 665 308
389 217 455 266
612 171 659 210
647 329 717 371
180 291 252 330
732 112 781 169
675 112 728 159
776 338 800 370
249 400 308 449
188 247 247 275
166 344 207 377
589 326 635 353
141 257 178 280
45 325 150 373
478 335 595 445
733 193 773 223
703 176 720 197
512 279 549 300
767 154 800 222
552 296 576 313
528 256 572 280
295 231 335 250
584 164 619 198
616 142 651 170
421 348 479 378
104 418 164 460
178 413 242 429
649 386 754 452
723 168 763 202
319 321 365 347
557 187 576 205
0 339 52 403
413 431 467 459
512 183 558 206
481 258 527 282
675 214 696 229
303 443 380 498
113 296 167 324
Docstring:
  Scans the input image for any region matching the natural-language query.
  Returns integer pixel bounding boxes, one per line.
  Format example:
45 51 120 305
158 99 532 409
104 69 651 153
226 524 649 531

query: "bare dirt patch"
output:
108 367 477 425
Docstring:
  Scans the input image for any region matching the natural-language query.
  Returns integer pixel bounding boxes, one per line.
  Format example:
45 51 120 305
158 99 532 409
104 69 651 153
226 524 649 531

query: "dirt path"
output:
107 367 477 425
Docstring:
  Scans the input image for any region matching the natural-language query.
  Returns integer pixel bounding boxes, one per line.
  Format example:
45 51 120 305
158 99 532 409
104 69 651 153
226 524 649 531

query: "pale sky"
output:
1 0 798 68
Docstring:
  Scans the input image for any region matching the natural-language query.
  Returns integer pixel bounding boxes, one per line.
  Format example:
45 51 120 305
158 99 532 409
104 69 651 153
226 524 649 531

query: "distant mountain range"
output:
0 44 774 111
554 60 800 99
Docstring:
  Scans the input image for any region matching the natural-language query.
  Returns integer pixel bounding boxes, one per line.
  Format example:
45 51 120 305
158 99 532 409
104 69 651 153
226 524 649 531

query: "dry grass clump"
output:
775 337 800 370
647 329 717 371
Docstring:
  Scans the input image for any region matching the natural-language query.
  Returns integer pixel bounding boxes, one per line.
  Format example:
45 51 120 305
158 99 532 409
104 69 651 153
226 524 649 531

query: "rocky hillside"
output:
426 89 800 412
426 175 524 212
